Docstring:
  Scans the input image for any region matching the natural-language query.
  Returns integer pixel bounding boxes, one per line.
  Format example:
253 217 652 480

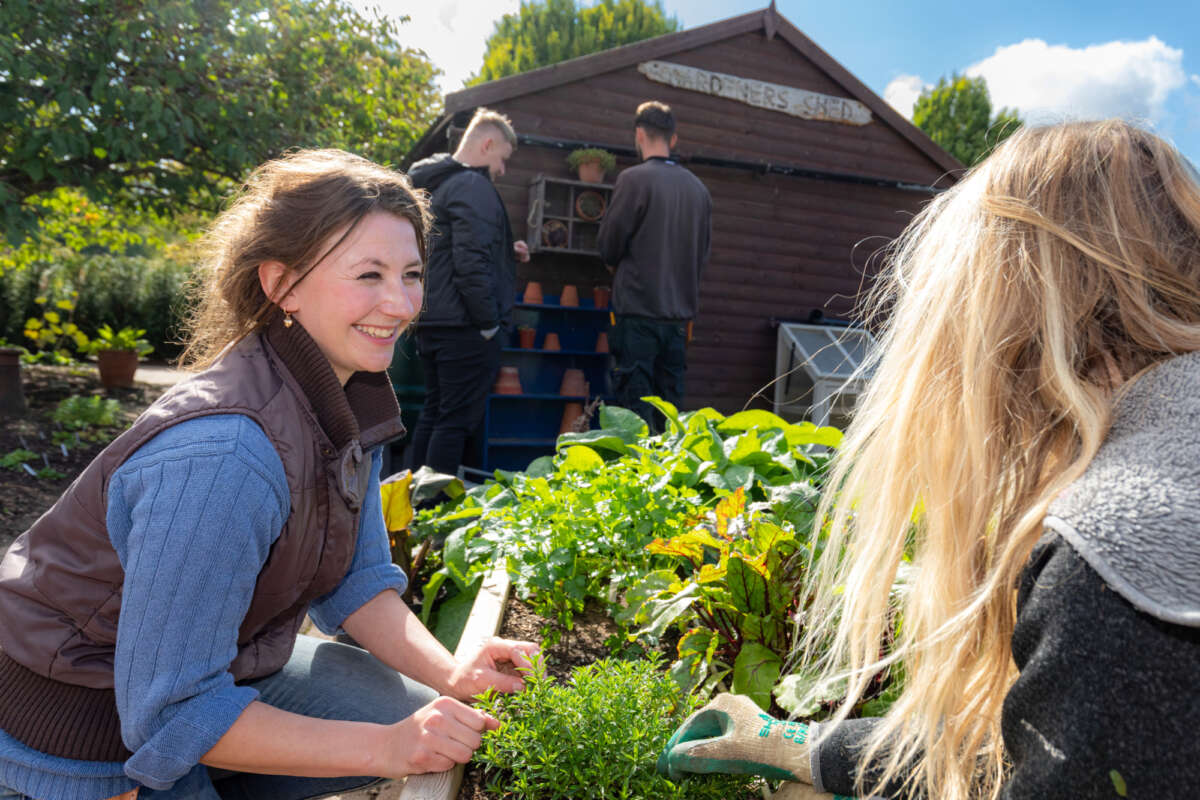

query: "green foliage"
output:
471 0 679 84
1 449 37 470
81 325 153 357
474 653 757 799
413 402 841 645
0 223 195 358
912 74 1022 167
618 489 809 710
21 290 87 364
1 0 440 244
0 449 64 480
52 395 121 430
567 147 617 173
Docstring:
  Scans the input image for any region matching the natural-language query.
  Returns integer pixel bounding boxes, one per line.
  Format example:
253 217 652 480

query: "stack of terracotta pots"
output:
492 366 522 395
559 368 586 397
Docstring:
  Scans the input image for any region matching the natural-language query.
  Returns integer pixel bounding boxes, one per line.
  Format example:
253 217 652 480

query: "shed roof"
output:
407 4 962 177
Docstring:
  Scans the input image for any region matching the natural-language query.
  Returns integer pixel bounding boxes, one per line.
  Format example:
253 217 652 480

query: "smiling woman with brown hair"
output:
0 149 536 800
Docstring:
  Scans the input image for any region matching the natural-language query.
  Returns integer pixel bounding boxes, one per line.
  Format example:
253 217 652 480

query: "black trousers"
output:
609 315 687 434
406 326 502 476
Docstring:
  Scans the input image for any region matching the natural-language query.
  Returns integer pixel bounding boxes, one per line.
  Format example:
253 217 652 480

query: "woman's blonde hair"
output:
800 120 1200 799
180 149 431 369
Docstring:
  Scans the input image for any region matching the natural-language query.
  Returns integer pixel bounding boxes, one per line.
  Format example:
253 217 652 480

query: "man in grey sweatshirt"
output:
597 101 712 431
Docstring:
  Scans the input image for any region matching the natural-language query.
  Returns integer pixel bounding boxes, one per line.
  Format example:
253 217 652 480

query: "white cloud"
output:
883 74 929 119
351 0 521 94
966 37 1187 124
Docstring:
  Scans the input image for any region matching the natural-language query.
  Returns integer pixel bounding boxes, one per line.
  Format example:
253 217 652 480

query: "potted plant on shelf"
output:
84 325 154 389
566 147 616 184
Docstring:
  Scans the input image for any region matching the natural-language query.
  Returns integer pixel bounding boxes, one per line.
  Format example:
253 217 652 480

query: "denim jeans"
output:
0 635 437 800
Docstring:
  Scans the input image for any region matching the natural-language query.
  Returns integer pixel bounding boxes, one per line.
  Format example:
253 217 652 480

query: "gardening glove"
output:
657 692 813 784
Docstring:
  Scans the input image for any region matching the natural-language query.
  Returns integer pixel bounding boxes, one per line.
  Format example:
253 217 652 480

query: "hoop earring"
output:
283 311 294 328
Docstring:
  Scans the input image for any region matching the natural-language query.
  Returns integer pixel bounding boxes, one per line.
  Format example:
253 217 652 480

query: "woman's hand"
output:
445 636 539 700
382 696 498 776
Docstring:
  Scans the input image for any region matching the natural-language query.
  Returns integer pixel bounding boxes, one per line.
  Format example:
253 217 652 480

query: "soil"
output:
0 364 170 552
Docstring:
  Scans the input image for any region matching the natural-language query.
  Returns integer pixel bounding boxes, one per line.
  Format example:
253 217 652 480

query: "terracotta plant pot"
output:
0 347 27 417
559 284 579 307
542 332 561 351
517 328 536 349
559 401 585 435
97 349 139 389
492 366 523 395
559 368 586 397
594 332 609 353
522 281 544 304
592 286 611 309
541 219 568 249
576 161 606 184
574 190 606 221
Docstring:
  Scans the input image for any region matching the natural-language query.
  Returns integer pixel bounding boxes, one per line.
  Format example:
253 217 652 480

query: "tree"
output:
471 0 679 85
912 75 1022 168
0 0 441 245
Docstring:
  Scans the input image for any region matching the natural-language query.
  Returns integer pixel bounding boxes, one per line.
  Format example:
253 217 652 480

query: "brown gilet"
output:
0 315 404 762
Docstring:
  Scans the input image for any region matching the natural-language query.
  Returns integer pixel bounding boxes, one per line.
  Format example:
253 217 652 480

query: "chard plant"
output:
617 488 809 711
474 653 758 800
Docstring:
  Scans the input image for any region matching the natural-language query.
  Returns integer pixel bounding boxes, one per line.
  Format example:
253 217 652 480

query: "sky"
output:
354 0 1200 165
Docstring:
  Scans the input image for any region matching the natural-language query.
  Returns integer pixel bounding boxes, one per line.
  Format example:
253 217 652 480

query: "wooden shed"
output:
400 4 960 471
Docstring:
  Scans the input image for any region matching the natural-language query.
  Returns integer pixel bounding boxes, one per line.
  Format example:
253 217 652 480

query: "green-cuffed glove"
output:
657 692 814 783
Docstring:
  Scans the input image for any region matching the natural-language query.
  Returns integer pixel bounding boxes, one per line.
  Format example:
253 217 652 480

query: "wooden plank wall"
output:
421 29 948 413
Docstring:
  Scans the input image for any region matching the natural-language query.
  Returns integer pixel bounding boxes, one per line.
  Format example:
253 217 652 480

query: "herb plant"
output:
81 324 153 357
52 395 121 430
474 653 758 800
1 449 38 471
566 147 616 174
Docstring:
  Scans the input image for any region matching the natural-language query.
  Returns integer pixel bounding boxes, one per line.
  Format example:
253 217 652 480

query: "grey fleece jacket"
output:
810 350 1200 799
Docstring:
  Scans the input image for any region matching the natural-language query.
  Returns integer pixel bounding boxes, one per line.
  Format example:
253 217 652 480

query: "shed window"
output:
773 323 876 428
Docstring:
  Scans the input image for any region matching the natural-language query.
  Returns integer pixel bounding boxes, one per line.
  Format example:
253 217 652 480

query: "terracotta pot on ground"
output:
576 161 606 184
592 286 611 309
559 368 586 397
542 332 561 351
492 366 523 395
523 281 544 304
559 401 585 434
594 332 609 353
559 284 579 307
97 349 139 389
0 347 27 417
517 328 536 349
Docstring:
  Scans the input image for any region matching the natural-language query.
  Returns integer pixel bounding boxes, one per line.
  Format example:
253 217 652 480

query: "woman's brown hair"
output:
180 149 431 369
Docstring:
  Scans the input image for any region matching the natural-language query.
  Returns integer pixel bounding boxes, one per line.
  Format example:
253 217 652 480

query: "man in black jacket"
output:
407 108 530 476
597 101 711 431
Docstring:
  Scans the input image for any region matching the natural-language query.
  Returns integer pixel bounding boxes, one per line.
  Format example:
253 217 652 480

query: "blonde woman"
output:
660 121 1200 799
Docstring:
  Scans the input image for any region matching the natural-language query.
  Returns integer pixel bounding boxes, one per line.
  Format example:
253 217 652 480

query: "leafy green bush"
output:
474 654 758 800
1 243 194 359
412 403 843 645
